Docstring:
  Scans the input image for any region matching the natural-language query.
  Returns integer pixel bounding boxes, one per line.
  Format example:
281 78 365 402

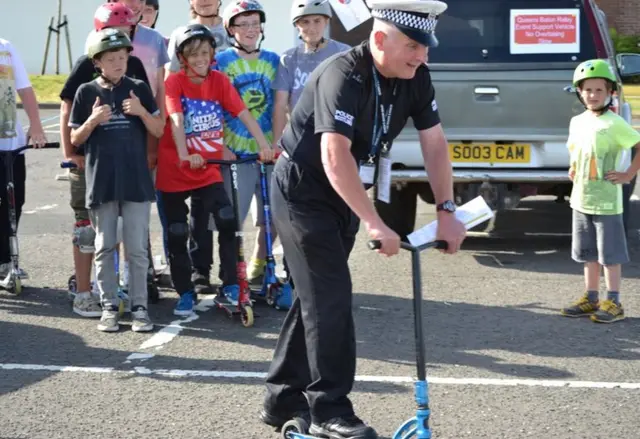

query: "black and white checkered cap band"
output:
371 8 438 32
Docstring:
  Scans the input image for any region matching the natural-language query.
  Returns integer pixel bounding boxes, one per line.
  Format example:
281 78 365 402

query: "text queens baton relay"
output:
260 1 466 438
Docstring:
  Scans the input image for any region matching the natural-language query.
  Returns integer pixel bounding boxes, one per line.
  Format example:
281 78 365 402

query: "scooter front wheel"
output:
241 304 254 327
281 417 309 438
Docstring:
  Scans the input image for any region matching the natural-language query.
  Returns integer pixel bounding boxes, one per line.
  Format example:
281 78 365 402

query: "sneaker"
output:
591 300 625 323
309 415 378 439
97 307 120 332
259 407 310 429
118 290 132 313
561 294 599 317
192 272 213 294
131 306 154 332
174 291 195 316
248 258 266 285
223 284 240 303
73 294 102 318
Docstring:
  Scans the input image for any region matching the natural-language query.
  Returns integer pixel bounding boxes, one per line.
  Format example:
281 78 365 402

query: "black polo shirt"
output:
279 40 441 201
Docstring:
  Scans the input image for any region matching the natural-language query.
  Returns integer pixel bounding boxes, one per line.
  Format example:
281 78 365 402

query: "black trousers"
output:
264 156 360 424
0 153 26 264
158 183 237 295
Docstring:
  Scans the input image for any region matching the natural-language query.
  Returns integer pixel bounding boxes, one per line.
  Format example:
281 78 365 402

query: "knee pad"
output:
216 206 236 231
168 222 189 246
73 220 96 254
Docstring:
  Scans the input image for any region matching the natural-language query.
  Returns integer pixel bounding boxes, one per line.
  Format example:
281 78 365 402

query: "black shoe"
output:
259 407 310 429
309 415 378 439
192 272 212 294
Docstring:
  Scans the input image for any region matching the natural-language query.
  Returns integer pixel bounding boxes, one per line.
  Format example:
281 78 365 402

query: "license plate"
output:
449 143 531 164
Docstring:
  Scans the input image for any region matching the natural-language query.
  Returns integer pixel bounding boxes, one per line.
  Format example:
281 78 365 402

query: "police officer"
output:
260 1 466 437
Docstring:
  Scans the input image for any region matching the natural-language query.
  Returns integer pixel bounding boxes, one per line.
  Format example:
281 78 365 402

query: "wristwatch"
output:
436 200 457 213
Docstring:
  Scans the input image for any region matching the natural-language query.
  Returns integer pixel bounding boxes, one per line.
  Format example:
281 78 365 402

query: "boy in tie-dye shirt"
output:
213 0 280 296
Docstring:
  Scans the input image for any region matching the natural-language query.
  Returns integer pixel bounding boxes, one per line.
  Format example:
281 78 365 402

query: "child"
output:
60 2 150 318
271 0 350 284
0 38 48 281
140 0 160 30
70 28 164 332
157 24 273 315
215 0 278 291
273 0 350 131
165 0 232 77
562 59 640 323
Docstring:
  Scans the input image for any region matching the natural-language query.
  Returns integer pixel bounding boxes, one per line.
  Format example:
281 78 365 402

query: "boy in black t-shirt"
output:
60 19 149 319
69 28 164 333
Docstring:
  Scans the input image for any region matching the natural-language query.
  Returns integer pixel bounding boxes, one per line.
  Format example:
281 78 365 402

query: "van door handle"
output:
474 87 499 95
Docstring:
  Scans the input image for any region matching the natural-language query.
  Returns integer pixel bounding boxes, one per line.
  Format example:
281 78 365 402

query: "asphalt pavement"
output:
1 110 640 439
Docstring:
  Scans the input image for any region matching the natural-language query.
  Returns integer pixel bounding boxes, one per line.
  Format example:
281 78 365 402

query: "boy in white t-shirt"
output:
0 38 47 280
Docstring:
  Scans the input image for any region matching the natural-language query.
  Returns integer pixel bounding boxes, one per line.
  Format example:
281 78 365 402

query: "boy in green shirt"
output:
562 59 640 323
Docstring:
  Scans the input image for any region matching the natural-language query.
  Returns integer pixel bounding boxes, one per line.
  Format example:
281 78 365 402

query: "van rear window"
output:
330 0 598 64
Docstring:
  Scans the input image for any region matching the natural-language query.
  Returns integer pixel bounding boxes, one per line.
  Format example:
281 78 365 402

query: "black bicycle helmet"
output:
174 23 217 55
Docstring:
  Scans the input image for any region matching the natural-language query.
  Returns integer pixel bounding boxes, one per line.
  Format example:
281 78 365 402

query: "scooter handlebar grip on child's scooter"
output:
60 161 77 169
368 239 448 252
206 153 260 166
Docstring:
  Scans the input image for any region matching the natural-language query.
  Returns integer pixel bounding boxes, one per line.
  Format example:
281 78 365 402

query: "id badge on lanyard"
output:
359 67 396 203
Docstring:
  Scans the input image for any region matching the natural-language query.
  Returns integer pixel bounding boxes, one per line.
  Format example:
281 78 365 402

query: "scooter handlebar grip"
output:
60 161 77 169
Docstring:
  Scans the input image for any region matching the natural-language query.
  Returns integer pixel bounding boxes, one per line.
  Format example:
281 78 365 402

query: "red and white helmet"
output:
94 3 137 31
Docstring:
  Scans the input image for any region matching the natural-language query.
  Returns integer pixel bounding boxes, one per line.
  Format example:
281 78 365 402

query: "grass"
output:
21 74 68 104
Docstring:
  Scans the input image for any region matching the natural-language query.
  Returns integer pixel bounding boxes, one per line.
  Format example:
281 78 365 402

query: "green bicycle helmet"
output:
573 59 617 90
87 28 133 60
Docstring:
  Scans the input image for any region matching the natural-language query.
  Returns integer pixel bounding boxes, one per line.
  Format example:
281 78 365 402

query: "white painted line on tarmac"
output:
125 294 218 363
22 204 58 214
2 362 640 389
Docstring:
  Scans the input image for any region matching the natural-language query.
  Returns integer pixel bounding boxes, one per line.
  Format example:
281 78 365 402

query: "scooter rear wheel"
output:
241 304 254 327
10 276 22 295
281 417 310 438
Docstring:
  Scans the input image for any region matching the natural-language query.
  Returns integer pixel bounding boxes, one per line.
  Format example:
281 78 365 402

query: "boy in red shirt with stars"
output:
156 24 274 316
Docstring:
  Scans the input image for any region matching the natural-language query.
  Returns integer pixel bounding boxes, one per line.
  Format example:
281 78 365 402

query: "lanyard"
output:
368 66 397 163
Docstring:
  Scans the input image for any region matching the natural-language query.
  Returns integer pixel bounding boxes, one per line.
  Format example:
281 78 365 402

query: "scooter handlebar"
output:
205 153 260 165
60 161 77 169
8 142 60 155
368 239 448 253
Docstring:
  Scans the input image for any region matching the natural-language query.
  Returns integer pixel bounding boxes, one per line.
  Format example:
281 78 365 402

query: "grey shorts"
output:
209 161 274 230
572 209 629 265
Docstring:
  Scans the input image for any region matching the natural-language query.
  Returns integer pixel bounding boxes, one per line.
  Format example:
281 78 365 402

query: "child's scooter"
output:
250 157 293 310
0 142 60 295
60 161 160 307
279 239 448 439
206 154 259 328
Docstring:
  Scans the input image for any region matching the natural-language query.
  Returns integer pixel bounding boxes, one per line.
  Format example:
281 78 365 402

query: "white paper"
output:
510 9 580 55
376 156 391 203
328 0 372 32
359 164 375 185
407 196 494 247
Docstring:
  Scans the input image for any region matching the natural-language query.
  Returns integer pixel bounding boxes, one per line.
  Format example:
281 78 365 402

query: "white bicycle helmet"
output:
291 0 332 25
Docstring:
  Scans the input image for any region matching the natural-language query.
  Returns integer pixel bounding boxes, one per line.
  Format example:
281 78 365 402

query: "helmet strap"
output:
575 90 614 114
193 4 220 19
179 53 212 80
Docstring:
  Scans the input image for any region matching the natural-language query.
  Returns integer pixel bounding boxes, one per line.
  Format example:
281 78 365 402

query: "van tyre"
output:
373 184 417 242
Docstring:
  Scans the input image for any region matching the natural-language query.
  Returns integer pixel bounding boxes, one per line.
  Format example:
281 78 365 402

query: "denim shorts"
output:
571 209 629 265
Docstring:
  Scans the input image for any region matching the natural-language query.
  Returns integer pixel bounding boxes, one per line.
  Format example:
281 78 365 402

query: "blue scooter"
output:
280 239 447 439
250 157 293 311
